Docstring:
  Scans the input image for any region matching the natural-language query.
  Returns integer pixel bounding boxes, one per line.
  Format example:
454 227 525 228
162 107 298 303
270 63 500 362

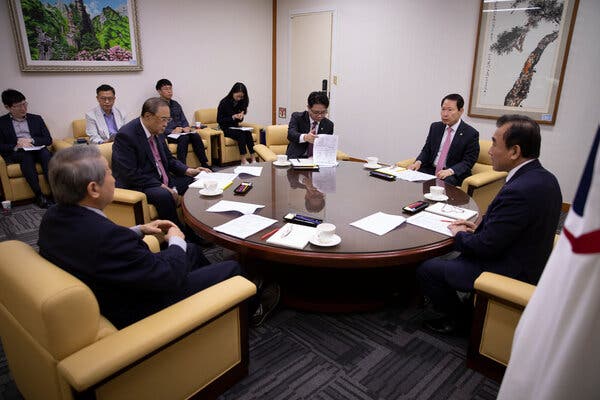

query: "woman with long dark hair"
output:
217 82 255 164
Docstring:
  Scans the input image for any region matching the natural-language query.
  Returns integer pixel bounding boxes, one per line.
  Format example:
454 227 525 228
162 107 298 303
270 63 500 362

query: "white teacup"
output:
429 186 445 197
205 180 218 193
316 223 336 243
366 156 379 166
195 121 202 129
1 200 11 214
277 154 288 163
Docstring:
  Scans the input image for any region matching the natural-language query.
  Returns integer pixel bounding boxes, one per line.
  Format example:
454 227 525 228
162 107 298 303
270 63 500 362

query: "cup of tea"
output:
277 154 288 163
316 223 336 243
429 186 445 197
195 121 202 129
2 200 11 215
205 180 218 193
366 156 379 166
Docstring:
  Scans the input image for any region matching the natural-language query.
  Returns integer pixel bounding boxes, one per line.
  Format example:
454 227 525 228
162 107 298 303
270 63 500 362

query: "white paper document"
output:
406 211 454 236
395 170 436 182
167 132 191 140
290 158 317 166
374 166 407 178
350 212 407 236
213 214 277 239
22 145 46 152
206 200 265 215
425 202 478 221
229 126 254 131
266 223 317 250
233 166 263 176
189 171 238 189
313 135 339 167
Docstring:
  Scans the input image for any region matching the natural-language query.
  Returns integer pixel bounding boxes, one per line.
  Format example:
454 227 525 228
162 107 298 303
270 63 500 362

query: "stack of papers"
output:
229 126 254 131
206 200 265 215
374 166 406 178
350 212 406 236
395 170 436 181
167 132 191 140
425 202 478 220
313 135 339 167
233 166 263 176
189 171 238 189
213 214 277 239
406 211 454 236
266 223 317 249
290 158 317 167
23 145 46 152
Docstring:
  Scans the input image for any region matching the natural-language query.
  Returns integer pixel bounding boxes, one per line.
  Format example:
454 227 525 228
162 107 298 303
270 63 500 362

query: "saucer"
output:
309 234 342 247
273 160 291 167
364 163 382 169
199 188 223 196
424 193 449 202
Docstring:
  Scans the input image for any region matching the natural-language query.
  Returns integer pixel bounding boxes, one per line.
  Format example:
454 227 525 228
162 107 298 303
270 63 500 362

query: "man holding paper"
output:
286 91 334 159
417 115 561 334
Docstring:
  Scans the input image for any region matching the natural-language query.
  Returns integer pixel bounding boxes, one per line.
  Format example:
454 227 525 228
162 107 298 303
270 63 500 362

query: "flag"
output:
498 126 600 399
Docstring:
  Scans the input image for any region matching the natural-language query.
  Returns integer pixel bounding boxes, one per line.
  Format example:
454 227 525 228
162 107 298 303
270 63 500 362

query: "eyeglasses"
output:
98 96 115 102
441 204 464 213
10 101 28 109
309 109 328 116
156 115 172 123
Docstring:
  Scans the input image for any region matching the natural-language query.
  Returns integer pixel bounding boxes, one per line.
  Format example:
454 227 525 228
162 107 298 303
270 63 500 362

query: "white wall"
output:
276 0 600 201
0 0 272 138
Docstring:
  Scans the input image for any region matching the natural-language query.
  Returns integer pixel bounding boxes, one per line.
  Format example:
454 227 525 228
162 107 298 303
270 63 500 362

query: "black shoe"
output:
35 194 52 209
423 316 459 335
251 282 280 327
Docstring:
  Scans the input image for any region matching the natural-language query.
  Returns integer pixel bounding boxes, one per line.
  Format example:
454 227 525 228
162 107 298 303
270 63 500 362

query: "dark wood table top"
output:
183 161 480 268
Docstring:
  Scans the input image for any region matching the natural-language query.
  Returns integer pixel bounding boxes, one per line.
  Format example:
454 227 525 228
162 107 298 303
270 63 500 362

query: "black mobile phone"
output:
403 200 429 214
234 182 253 195
283 213 322 227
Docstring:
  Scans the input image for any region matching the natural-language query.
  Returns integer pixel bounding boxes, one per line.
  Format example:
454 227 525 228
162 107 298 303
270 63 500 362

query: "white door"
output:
290 11 333 114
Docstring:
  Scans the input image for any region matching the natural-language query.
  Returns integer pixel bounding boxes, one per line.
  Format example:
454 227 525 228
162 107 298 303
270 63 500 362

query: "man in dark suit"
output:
37 145 242 329
405 93 479 186
286 91 334 159
112 97 210 226
0 89 53 208
417 115 562 334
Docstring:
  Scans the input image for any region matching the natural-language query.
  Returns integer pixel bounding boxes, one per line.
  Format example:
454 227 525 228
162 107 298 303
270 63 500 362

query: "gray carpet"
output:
0 203 505 400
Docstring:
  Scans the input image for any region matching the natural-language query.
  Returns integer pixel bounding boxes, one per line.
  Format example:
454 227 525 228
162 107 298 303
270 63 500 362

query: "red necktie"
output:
436 127 453 174
307 121 317 157
149 136 169 185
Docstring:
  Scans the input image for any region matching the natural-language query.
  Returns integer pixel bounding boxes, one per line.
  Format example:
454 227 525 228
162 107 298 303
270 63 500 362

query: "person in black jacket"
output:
217 82 255 164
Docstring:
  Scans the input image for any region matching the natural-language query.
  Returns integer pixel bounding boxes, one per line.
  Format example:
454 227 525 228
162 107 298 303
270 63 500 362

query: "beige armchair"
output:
194 108 262 165
0 146 53 202
254 124 350 162
396 140 507 214
0 240 256 400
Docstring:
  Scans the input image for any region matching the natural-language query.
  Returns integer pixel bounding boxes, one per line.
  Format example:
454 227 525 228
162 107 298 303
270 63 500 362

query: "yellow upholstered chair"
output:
396 140 507 214
194 108 262 165
0 240 256 400
254 124 350 162
0 146 53 202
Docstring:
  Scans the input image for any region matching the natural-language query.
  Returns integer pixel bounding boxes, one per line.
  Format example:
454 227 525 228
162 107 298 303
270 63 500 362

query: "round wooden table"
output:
183 161 480 310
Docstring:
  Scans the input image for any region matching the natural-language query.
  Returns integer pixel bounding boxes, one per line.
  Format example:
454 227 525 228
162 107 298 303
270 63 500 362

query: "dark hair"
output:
226 82 249 109
2 89 26 107
49 145 106 205
96 84 115 95
155 78 172 91
496 114 541 158
441 93 464 110
140 97 169 116
307 91 329 108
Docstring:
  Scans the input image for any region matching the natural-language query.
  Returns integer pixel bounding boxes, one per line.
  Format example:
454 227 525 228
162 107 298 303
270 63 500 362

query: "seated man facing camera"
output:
286 91 334 159
417 115 561 334
38 145 241 329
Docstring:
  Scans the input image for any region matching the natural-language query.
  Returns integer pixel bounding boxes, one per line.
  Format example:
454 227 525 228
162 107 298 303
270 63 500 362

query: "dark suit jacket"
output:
0 113 53 159
286 111 334 158
112 118 188 190
416 120 479 184
454 159 562 285
38 205 190 328
217 97 247 133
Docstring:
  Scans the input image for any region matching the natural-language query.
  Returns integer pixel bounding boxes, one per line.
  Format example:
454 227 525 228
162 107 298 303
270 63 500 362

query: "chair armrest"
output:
461 171 507 192
336 150 350 160
52 139 74 152
474 272 535 307
57 276 257 392
396 158 415 168
105 188 150 226
142 235 160 253
254 144 277 162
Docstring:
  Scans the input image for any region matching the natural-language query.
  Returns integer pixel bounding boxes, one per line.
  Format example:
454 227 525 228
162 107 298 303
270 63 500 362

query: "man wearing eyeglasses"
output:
112 97 208 226
286 91 334 159
85 84 127 144
0 89 53 208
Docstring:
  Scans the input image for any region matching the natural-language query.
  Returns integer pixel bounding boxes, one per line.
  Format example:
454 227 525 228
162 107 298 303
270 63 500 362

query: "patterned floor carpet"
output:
0 204 504 400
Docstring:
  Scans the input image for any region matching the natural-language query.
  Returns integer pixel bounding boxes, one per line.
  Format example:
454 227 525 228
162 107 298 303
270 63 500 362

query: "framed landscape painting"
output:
469 0 579 124
7 0 142 72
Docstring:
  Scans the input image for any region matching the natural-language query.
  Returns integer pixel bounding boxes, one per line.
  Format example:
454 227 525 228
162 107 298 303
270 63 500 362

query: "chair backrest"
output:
98 142 113 166
265 125 289 155
72 119 87 139
472 140 494 175
194 108 218 125
0 240 114 400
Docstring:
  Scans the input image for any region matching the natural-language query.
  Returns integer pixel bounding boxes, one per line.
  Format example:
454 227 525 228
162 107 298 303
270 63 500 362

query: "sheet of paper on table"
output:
374 166 406 178
189 171 238 189
22 145 46 152
233 166 263 176
395 169 436 182
350 211 407 236
406 211 454 236
290 158 316 166
266 223 317 250
313 135 339 167
425 202 478 221
213 214 277 239
206 200 265 215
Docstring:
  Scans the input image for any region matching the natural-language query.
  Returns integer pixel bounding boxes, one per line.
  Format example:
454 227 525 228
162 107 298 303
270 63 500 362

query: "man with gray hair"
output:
37 145 242 329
